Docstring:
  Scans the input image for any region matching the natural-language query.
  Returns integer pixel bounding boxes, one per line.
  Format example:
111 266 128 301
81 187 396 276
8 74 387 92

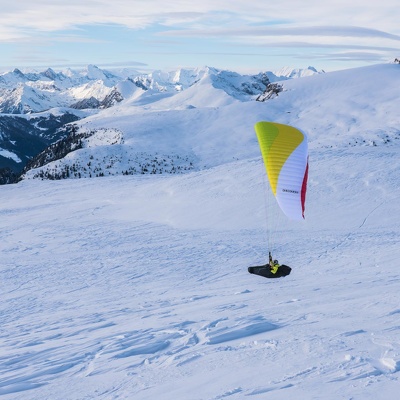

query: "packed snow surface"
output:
1 63 400 399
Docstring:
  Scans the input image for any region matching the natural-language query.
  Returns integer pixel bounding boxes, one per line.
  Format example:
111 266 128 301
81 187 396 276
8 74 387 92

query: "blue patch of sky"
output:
1 23 158 69
61 23 214 69
70 23 251 70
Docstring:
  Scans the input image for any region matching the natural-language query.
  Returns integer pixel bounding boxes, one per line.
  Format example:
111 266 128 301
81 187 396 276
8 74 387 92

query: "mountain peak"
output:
86 64 105 80
42 67 58 80
12 68 26 78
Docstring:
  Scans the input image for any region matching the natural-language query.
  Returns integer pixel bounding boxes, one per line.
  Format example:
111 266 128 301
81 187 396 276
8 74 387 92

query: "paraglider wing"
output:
254 121 308 220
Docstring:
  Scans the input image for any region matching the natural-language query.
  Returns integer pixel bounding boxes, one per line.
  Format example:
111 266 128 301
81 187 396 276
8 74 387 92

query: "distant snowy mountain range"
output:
0 64 322 183
0 64 321 115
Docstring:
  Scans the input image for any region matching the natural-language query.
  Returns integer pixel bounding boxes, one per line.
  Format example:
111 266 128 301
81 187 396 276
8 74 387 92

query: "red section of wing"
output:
301 159 309 219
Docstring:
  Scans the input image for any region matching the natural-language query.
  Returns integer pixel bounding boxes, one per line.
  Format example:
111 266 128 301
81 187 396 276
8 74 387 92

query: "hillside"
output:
1 62 400 400
21 63 400 182
0 65 321 181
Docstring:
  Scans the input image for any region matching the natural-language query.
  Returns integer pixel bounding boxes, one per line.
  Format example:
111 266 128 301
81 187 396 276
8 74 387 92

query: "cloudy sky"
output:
1 1 399 72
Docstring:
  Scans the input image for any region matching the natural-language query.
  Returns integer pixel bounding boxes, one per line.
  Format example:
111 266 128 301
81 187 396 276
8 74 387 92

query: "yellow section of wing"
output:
254 121 304 195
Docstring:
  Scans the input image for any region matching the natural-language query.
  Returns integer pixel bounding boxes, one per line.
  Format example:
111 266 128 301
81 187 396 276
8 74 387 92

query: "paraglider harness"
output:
247 252 291 279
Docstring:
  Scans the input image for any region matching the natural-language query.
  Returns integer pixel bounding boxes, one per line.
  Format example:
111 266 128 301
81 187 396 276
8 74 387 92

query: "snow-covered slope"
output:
0 64 321 180
22 63 400 181
272 65 323 79
1 62 400 400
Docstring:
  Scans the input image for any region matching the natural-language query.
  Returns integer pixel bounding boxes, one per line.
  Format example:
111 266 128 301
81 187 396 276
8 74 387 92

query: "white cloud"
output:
0 1 398 70
160 25 400 41
0 1 399 36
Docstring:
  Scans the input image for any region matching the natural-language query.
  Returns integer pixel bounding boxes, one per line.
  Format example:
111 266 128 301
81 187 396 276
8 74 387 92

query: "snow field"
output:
1 62 400 399
2 144 400 399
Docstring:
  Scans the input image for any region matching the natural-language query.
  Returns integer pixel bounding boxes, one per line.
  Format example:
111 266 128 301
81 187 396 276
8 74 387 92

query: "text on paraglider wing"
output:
282 189 299 194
